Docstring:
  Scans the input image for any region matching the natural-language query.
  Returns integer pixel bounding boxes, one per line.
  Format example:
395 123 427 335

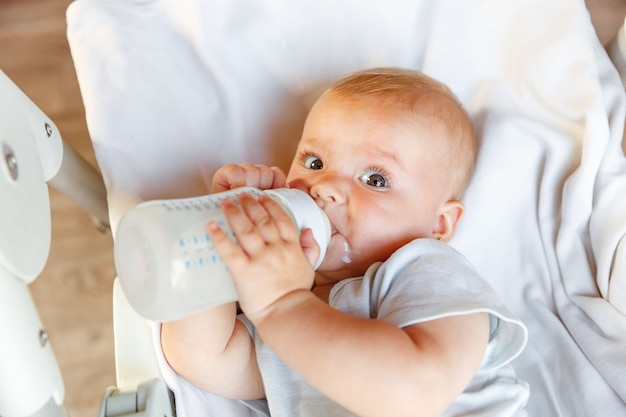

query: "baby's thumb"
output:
300 228 321 267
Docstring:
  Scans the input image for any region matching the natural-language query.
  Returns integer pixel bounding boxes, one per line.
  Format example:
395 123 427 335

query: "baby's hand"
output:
207 193 319 322
211 163 287 193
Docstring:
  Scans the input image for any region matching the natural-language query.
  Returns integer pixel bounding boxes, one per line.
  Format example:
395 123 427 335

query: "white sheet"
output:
67 0 626 416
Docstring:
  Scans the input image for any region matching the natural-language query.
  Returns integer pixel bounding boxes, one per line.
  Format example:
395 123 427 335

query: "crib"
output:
2 0 625 415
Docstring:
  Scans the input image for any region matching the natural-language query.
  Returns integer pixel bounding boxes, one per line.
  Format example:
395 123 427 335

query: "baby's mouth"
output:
326 224 352 264
327 218 339 236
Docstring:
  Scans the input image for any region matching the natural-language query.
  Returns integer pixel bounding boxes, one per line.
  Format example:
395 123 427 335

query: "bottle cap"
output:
265 188 331 269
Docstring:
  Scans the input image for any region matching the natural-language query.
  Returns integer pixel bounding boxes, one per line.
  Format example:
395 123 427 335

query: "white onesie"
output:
159 238 529 416
249 239 529 416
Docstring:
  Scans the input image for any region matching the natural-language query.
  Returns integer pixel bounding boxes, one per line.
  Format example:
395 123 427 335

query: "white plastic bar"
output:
0 271 66 417
47 140 110 231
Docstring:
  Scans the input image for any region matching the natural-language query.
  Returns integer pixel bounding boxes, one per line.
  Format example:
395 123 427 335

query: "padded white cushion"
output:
67 0 626 415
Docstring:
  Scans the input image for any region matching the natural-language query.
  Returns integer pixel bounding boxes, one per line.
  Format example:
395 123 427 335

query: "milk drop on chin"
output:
341 241 353 264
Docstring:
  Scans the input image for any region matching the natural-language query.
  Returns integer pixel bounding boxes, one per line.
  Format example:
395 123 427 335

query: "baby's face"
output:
286 93 452 283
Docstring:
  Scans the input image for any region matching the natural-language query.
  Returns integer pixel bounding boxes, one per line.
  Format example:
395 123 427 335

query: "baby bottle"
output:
114 187 331 322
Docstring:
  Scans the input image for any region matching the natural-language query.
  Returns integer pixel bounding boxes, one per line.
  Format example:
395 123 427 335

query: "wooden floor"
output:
0 1 116 416
0 1 624 416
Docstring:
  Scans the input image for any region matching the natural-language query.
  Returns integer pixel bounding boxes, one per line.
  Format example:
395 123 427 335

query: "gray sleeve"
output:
369 239 528 371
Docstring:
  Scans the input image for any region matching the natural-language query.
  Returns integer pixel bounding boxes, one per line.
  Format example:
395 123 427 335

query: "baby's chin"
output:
316 235 364 278
315 254 368 283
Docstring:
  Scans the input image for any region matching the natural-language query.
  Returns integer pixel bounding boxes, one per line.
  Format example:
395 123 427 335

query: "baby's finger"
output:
220 197 269 255
206 219 244 265
237 163 265 189
210 163 282 193
258 195 300 241
237 193 281 242
269 166 287 189
255 165 285 190
211 164 249 193
299 228 321 267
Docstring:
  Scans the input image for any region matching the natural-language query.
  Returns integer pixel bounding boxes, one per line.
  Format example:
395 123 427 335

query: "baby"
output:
162 68 528 417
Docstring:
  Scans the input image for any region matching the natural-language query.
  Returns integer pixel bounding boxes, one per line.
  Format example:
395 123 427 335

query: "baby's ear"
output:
432 200 464 242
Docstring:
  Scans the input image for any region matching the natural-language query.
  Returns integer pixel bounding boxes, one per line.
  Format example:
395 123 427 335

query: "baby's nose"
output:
310 179 346 204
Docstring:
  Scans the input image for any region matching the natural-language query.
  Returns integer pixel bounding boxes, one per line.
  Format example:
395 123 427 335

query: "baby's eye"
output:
304 155 324 170
360 171 388 188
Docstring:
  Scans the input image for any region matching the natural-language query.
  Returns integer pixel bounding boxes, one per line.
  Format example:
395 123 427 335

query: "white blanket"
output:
67 0 626 416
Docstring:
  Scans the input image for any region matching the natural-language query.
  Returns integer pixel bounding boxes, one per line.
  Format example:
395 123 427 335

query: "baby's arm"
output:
255 295 489 417
161 303 264 399
161 163 287 399
209 194 490 417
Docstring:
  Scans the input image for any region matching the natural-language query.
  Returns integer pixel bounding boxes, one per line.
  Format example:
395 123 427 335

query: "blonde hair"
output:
323 67 477 198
